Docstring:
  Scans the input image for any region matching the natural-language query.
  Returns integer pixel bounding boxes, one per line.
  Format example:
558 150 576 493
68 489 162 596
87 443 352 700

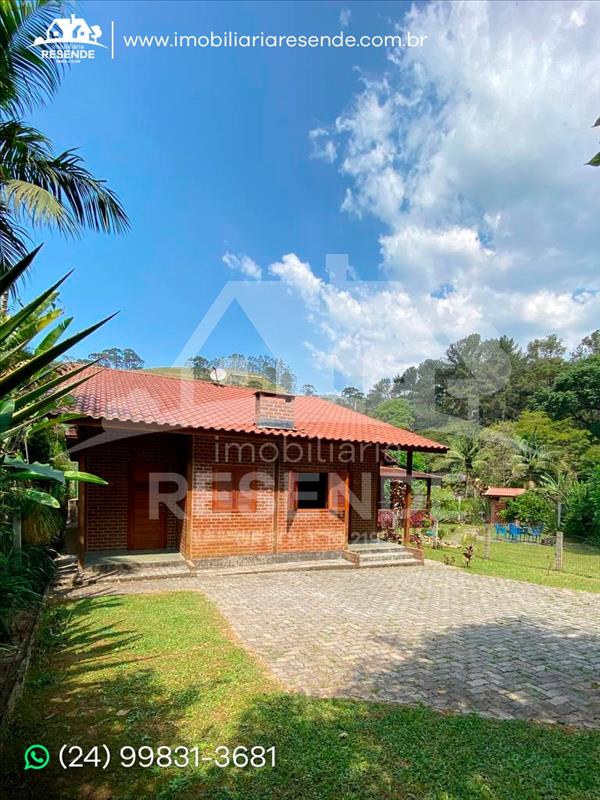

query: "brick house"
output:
69 369 446 566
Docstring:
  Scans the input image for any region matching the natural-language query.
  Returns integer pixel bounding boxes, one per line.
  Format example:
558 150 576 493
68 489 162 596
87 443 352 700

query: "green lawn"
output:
3 592 600 800
424 535 600 593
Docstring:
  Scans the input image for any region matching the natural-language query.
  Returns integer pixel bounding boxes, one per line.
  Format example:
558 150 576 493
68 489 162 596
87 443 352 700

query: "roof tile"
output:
71 368 447 452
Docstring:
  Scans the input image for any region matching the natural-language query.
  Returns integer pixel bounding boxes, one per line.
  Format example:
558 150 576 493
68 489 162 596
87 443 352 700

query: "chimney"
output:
255 391 295 430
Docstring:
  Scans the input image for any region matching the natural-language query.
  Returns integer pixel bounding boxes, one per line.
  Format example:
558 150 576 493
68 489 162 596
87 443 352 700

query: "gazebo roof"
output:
483 487 525 498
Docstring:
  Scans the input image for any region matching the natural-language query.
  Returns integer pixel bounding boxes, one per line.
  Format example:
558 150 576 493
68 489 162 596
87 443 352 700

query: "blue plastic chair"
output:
508 522 523 541
530 525 543 540
494 523 508 538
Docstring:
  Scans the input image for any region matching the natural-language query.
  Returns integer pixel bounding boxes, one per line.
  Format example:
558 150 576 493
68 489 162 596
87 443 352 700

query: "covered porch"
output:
379 454 442 546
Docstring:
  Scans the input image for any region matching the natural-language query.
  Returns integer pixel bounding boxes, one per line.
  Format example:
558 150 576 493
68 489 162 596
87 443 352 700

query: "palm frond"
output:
36 148 130 234
2 178 71 230
0 200 29 279
0 121 129 236
0 0 70 113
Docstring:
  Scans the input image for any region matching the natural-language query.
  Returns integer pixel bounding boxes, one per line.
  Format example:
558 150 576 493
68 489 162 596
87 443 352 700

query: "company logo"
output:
32 13 106 61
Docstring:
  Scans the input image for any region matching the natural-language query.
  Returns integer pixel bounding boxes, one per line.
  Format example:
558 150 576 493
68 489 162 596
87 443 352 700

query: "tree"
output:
504 491 554 529
539 470 575 529
444 433 483 495
440 334 513 424
365 378 392 411
87 347 144 370
340 386 364 411
301 384 316 396
511 435 556 489
572 330 600 360
476 424 519 487
0 1 128 302
188 355 211 380
537 356 600 437
372 398 414 429
563 468 600 542
187 352 297 391
508 335 567 416
513 410 590 473
391 367 417 397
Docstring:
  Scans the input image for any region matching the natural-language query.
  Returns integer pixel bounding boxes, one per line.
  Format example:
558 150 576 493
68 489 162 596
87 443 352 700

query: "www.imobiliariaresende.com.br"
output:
121 30 428 50
31 15 428 62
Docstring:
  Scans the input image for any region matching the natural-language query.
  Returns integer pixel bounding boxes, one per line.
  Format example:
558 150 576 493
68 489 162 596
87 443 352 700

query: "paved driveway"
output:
197 564 600 728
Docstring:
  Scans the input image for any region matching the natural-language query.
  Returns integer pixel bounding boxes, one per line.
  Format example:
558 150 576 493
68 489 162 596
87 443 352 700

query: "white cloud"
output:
222 251 262 280
268 253 600 389
288 1 600 383
339 8 351 28
269 253 323 303
308 127 337 163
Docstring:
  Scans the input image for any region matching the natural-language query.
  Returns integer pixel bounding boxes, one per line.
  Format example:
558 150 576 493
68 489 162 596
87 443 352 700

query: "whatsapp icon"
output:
24 744 50 770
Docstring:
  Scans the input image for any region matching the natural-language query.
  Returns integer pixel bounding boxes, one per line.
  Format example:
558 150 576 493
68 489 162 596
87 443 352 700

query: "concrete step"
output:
353 557 423 569
84 563 193 584
198 558 356 577
348 545 413 556
343 548 422 568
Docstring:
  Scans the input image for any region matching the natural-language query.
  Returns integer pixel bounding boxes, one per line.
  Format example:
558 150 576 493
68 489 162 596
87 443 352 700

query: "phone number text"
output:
58 744 276 769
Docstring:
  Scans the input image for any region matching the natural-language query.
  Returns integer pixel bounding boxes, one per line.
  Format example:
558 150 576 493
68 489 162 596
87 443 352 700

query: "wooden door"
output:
128 461 168 550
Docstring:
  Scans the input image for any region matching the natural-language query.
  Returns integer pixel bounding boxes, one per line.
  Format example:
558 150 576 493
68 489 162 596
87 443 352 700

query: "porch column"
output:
425 478 432 511
403 449 413 546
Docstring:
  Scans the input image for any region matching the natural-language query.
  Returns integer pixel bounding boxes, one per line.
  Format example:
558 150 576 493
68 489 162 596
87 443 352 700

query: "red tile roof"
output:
70 368 447 452
483 487 526 497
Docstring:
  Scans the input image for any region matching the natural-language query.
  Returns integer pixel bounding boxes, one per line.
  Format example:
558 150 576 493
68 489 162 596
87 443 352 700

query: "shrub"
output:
0 536 55 641
377 509 394 531
505 490 554 529
564 466 600 542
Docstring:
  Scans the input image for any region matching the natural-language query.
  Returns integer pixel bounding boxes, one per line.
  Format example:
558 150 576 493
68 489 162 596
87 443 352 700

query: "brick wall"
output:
82 429 187 551
186 432 380 561
79 425 380 558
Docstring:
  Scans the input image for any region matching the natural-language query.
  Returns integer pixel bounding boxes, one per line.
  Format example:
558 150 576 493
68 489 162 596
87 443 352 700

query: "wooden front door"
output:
128 461 168 550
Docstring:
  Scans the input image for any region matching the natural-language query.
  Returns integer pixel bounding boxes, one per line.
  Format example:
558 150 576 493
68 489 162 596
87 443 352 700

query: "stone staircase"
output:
343 540 423 568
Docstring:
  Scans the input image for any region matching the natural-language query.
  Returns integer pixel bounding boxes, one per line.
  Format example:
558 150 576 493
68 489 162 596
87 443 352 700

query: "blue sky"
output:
27 0 403 387
23 1 600 392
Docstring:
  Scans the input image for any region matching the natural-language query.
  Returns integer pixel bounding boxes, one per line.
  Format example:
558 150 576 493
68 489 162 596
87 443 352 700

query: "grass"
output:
424 534 600 593
3 591 600 800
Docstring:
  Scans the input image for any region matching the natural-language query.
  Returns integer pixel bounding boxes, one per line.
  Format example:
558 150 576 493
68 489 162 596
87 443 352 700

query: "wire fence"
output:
561 535 600 580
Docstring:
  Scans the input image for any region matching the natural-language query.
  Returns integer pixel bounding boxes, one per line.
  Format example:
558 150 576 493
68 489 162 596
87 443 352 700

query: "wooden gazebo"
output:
483 487 525 523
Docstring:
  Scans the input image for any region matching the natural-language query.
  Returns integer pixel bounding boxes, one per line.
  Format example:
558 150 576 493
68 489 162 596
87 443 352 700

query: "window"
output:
297 472 329 509
212 467 258 512
288 471 348 512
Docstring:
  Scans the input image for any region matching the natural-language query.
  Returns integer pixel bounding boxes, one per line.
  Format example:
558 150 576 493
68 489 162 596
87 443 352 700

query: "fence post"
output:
432 518 439 549
483 525 491 559
554 531 564 571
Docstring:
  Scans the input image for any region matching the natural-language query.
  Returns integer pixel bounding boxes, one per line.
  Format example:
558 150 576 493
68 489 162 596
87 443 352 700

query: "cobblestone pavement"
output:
196 566 600 728
58 565 600 728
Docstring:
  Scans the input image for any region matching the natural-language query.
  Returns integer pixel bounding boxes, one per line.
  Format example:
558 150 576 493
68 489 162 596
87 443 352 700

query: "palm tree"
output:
511 435 557 489
445 433 483 496
0 1 128 307
539 469 575 528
